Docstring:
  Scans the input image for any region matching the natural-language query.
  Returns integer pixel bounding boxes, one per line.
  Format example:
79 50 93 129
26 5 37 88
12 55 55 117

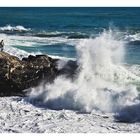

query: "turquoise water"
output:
0 8 140 64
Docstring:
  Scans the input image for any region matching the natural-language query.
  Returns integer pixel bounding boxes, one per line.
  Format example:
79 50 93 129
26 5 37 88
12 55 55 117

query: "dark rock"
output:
0 52 78 97
0 52 58 96
57 60 78 79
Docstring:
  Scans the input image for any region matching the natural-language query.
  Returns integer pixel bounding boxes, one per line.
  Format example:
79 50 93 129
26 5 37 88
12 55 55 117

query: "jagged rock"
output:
0 52 78 96
0 52 58 96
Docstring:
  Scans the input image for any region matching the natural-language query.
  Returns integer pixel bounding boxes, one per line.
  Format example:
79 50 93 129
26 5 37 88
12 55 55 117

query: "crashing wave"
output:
27 30 140 114
0 25 31 32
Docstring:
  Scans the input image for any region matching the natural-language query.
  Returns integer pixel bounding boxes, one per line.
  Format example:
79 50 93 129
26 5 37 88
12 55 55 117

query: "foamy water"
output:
0 32 78 59
28 30 140 114
0 25 31 32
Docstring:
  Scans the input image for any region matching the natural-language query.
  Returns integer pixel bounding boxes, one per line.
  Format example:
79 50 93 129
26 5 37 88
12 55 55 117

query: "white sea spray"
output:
27 30 140 113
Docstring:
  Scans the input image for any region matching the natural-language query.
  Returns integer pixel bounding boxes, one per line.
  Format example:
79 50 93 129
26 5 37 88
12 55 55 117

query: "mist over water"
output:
28 30 140 114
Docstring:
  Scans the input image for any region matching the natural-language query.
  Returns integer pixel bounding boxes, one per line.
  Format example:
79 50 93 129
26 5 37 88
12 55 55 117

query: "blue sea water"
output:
0 7 140 64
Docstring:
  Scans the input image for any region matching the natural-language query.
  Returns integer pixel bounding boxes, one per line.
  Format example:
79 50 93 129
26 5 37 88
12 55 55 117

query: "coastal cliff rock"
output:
0 52 78 96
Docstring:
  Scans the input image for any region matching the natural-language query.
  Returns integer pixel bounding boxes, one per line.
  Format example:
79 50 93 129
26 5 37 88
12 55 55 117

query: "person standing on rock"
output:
0 40 4 52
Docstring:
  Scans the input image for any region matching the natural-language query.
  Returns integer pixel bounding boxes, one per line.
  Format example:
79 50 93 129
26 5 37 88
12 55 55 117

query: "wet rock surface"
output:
0 52 78 96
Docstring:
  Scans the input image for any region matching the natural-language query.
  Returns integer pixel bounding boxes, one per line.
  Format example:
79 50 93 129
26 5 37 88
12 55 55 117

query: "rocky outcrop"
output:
0 52 58 96
0 52 78 96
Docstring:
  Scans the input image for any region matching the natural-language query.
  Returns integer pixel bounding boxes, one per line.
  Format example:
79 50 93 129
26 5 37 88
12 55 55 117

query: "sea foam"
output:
0 25 31 32
27 30 140 113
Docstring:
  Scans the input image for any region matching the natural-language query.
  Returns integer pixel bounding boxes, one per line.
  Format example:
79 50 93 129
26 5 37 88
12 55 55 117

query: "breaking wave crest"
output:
28 30 140 117
0 25 31 33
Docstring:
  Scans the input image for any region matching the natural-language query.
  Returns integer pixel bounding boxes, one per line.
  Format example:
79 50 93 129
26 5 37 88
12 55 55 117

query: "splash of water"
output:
28 30 140 113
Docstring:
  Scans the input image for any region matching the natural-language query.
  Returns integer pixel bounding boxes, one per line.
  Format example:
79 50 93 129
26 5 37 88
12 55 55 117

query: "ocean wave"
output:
0 33 79 50
0 25 31 33
28 30 140 114
0 33 77 61
123 32 140 45
34 31 89 39
48 54 75 61
124 33 140 42
0 33 42 59
5 43 41 59
0 25 89 39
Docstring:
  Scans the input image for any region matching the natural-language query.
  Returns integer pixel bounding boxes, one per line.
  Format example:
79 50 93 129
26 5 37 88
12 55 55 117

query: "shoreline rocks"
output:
0 52 78 96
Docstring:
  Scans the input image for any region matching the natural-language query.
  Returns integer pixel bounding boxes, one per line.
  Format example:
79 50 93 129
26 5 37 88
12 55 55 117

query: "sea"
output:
0 7 140 64
1 8 140 128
